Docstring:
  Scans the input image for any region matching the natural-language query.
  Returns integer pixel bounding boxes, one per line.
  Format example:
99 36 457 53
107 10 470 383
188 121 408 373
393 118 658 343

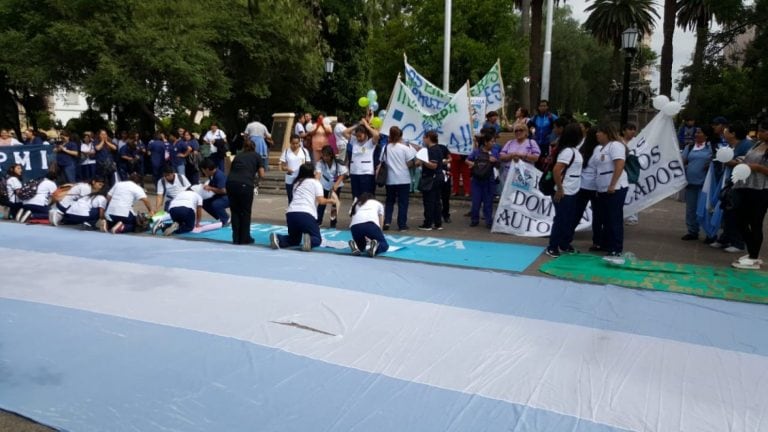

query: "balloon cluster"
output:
652 95 682 117
359 89 385 129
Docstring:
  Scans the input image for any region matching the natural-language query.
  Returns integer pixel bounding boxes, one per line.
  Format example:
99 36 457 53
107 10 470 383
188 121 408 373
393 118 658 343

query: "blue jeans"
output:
250 136 269 171
549 194 578 251
597 187 628 254
685 184 702 235
174 163 186 177
285 183 294 203
470 179 495 225
79 163 95 182
385 184 410 229
203 196 230 224
276 211 322 249
60 163 76 183
350 222 389 254
350 174 376 200
169 206 196 233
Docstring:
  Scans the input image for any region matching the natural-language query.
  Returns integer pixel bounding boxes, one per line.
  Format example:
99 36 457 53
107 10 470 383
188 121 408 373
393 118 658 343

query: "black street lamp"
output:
324 57 335 75
620 27 639 127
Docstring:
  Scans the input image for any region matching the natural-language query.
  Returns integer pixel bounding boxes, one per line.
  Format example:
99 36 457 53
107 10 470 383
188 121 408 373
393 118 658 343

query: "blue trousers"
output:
685 184 702 235
174 163 186 177
169 206 196 234
22 204 50 220
385 184 410 229
62 208 100 225
351 222 389 254
317 188 342 225
108 213 136 233
573 188 602 247
276 212 322 249
79 163 95 182
596 187 628 254
285 183 294 204
350 174 376 200
549 194 578 251
470 179 495 225
203 196 229 224
6 202 22 219
60 164 77 183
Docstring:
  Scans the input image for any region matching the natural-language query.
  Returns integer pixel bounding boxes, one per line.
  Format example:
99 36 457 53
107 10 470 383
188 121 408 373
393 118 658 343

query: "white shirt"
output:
67 195 107 217
244 122 271 138
80 142 96 164
0 138 22 146
334 123 348 152
169 190 203 211
555 147 583 195
350 199 384 227
349 138 376 175
203 129 227 144
60 183 92 208
156 174 190 203
287 178 323 219
315 160 348 190
6 177 22 203
593 141 629 192
280 147 310 184
294 122 306 137
383 143 416 185
106 181 147 218
23 178 57 207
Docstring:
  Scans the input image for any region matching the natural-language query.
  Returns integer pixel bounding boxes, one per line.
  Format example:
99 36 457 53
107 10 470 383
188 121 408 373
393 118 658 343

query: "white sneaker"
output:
737 255 763 265
151 221 162 235
732 259 761 270
110 221 124 234
96 219 108 233
348 240 361 256
49 210 63 226
367 239 379 258
15 209 26 222
18 210 32 224
709 241 724 249
301 233 312 252
163 222 179 236
269 232 280 249
724 246 745 253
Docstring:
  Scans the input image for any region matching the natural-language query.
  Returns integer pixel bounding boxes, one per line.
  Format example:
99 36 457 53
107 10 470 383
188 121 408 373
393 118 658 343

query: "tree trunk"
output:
687 16 710 109
529 0 543 108
659 0 675 97
520 0 531 110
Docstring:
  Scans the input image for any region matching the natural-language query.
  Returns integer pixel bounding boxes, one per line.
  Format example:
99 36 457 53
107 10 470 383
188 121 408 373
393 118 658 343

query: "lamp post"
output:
324 57 335 75
620 27 639 127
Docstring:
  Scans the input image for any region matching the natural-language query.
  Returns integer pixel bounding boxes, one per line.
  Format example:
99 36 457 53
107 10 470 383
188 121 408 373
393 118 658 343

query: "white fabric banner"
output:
470 97 487 135
382 79 474 154
623 112 688 215
492 111 686 237
403 57 505 114
491 161 592 237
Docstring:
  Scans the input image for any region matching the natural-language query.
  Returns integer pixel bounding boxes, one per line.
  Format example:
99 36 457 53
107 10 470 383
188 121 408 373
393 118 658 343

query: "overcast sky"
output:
563 0 696 102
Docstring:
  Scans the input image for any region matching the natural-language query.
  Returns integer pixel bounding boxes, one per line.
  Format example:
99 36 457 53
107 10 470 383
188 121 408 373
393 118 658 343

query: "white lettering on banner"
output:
491 111 686 237
39 150 49 170
382 79 474 155
0 152 6 167
14 151 32 170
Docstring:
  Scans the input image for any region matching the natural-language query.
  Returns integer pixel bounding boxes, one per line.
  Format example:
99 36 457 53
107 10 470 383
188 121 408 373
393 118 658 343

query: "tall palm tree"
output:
659 0 675 97
584 0 659 50
676 0 741 107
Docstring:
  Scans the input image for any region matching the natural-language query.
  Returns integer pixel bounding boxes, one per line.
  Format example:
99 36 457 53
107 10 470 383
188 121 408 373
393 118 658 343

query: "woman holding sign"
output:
592 123 629 257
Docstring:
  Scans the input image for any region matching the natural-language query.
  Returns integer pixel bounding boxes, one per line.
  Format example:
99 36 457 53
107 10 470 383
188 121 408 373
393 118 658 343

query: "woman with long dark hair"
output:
592 123 629 257
348 192 389 257
546 124 584 257
269 163 338 251
226 137 265 245
3 163 24 219
574 127 604 251
731 121 768 270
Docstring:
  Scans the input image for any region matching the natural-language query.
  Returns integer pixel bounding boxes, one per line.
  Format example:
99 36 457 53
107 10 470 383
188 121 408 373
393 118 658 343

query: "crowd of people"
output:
2 106 766 268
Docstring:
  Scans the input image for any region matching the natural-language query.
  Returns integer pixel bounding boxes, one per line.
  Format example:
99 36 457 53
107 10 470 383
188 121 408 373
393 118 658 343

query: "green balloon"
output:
358 96 370 107
371 117 383 129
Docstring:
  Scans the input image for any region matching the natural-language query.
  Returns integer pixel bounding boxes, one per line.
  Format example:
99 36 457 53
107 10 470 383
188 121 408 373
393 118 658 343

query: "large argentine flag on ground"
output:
1 223 767 431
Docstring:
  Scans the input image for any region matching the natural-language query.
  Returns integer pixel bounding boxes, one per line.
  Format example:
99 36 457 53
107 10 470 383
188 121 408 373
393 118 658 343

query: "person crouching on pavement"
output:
348 192 389 257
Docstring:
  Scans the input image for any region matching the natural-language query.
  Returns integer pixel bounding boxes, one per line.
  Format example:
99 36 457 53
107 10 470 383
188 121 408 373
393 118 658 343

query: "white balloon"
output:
652 95 669 110
731 163 751 182
378 109 387 118
715 146 734 163
662 101 681 116
305 123 315 133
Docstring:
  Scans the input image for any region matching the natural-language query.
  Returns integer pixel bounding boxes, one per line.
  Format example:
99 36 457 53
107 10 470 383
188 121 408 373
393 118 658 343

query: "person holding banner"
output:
344 119 380 201
499 126 540 184
0 129 22 146
593 123 629 257
546 124 584 257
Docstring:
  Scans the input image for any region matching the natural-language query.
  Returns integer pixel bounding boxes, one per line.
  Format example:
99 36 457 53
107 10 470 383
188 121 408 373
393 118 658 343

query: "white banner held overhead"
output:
469 60 505 112
382 78 474 155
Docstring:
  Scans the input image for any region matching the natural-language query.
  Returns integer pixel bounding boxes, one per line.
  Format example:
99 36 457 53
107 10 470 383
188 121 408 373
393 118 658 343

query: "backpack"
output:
624 147 641 184
471 151 494 181
16 178 42 201
538 148 575 196
0 175 10 206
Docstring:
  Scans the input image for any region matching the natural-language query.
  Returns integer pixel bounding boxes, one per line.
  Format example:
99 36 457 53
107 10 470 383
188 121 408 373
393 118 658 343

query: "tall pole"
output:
443 0 452 92
620 53 632 127
520 0 531 110
540 0 554 100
